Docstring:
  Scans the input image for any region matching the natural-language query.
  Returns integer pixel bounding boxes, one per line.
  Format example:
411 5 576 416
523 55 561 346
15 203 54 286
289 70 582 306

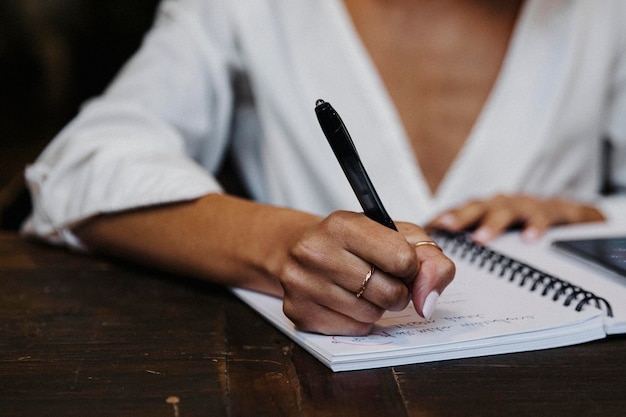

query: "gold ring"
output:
356 265 376 298
414 241 442 252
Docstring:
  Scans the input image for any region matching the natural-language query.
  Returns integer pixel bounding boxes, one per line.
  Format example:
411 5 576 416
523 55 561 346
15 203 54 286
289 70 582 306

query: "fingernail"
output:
522 227 540 242
422 291 439 320
436 214 456 228
472 227 492 244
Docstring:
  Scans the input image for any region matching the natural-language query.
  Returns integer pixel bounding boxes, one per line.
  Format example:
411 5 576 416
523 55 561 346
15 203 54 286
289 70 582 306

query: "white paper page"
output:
233 251 604 371
489 219 626 334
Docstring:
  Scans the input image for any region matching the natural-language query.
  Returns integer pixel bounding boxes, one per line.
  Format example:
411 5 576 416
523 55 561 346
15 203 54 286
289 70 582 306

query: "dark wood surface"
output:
2 232 626 417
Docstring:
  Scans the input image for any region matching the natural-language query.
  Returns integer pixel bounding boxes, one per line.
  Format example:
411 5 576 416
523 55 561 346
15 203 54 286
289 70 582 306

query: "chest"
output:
343 0 522 193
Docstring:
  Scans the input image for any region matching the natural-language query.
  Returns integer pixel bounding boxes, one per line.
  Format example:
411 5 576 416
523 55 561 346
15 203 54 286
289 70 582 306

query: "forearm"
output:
73 193 321 297
72 192 456 335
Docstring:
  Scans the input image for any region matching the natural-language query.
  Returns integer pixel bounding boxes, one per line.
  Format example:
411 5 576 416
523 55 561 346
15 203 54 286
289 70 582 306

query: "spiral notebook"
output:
233 224 626 372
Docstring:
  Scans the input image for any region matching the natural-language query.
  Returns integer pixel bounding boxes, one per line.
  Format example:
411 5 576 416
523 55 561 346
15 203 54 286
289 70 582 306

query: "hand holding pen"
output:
277 101 454 336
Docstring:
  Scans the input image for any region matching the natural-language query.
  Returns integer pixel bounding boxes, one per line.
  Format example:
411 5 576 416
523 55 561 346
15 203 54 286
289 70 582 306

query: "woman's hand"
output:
279 211 455 336
428 193 605 244
73 194 455 337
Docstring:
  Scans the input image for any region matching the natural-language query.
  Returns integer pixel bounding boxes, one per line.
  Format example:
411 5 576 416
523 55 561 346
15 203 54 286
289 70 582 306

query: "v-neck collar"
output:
435 0 578 205
328 0 551 220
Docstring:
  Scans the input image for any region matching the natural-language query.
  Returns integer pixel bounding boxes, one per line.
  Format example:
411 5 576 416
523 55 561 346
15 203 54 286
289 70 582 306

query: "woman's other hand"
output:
428 193 605 244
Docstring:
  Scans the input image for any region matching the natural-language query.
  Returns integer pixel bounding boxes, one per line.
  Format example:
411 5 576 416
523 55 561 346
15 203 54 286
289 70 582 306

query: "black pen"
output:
315 99 397 231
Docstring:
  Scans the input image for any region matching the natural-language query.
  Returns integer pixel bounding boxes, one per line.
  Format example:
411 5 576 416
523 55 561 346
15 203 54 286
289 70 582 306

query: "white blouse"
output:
24 0 626 246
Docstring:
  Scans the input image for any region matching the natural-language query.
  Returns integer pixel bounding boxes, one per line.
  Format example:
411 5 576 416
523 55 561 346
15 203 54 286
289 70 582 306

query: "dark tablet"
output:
552 236 626 278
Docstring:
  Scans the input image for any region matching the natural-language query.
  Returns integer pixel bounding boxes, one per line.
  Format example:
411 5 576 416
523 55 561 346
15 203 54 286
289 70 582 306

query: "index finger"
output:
339 214 421 287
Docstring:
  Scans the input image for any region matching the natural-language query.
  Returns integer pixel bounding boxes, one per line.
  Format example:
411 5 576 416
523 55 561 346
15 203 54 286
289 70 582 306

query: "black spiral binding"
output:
432 231 614 317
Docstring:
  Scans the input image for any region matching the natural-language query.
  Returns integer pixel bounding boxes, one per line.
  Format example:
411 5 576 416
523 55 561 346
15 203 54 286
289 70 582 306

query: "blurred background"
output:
0 0 161 229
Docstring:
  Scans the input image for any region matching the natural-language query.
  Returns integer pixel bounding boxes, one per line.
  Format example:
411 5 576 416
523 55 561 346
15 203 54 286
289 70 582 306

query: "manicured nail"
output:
472 227 492 243
436 214 456 228
522 227 540 242
422 291 439 320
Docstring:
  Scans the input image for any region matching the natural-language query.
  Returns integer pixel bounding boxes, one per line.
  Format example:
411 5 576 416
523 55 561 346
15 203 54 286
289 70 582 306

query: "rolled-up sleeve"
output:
23 0 238 247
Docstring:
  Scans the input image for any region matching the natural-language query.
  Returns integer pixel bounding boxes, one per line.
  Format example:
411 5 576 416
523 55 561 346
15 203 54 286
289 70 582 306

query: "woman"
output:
24 0 626 335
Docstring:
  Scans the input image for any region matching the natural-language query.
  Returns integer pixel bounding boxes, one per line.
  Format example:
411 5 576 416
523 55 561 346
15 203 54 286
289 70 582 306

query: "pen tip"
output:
315 99 325 106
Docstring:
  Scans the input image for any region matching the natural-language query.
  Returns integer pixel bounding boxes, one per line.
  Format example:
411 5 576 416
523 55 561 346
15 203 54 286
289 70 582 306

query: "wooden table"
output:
1 232 625 417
